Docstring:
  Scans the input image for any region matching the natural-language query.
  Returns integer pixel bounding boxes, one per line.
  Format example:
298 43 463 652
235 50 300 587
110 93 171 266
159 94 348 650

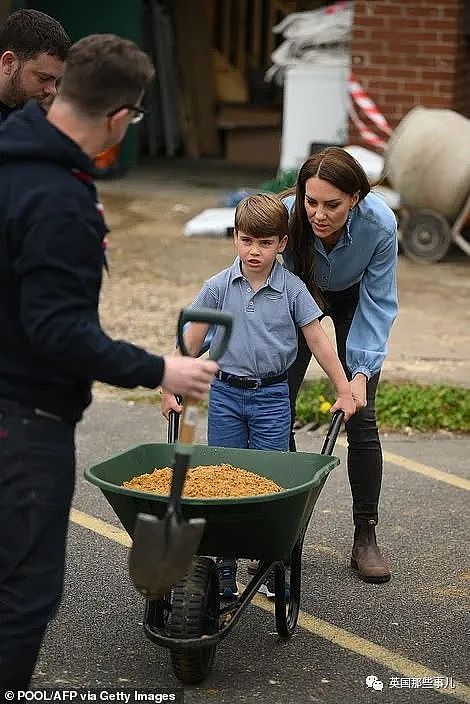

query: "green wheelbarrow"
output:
84 410 344 685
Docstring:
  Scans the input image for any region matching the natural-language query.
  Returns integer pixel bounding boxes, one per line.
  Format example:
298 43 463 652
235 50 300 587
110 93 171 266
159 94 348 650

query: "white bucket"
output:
384 107 470 222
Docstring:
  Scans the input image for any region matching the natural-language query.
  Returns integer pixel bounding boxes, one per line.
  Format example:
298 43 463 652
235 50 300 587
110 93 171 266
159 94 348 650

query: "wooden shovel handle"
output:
179 396 199 444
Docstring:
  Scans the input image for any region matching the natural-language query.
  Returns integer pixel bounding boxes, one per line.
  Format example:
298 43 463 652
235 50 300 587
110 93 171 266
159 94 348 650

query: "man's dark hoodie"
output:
0 101 164 422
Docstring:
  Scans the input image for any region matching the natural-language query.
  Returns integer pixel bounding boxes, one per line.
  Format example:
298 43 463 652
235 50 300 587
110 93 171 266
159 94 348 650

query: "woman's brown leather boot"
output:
351 519 391 583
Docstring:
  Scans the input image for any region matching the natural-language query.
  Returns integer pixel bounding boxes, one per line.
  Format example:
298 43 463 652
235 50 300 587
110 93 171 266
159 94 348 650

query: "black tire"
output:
400 209 452 263
168 556 219 684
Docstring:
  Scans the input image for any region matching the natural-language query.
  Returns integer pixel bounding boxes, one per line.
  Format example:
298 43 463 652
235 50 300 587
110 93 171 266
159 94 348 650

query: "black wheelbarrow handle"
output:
320 410 344 456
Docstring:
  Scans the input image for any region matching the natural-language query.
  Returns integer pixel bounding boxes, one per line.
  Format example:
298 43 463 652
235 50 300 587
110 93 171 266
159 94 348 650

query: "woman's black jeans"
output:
0 400 76 689
288 283 382 525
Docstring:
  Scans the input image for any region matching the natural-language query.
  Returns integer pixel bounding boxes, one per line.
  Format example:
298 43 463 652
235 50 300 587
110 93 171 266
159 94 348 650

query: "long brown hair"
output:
285 147 371 302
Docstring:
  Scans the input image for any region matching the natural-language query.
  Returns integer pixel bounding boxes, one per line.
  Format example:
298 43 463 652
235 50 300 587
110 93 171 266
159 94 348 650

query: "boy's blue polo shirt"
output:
191 257 322 378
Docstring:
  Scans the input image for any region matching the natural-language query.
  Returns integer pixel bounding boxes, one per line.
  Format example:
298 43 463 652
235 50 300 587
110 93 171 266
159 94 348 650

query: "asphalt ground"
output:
32 399 469 704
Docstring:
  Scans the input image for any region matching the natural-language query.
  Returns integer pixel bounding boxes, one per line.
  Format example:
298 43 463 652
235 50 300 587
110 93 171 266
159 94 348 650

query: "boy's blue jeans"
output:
208 377 290 451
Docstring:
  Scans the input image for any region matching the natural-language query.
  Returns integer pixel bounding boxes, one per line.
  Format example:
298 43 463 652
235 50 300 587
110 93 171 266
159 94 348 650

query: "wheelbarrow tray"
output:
85 443 339 561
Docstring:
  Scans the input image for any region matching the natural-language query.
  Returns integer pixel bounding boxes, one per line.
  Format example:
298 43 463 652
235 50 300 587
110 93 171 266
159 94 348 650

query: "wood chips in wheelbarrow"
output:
122 464 284 498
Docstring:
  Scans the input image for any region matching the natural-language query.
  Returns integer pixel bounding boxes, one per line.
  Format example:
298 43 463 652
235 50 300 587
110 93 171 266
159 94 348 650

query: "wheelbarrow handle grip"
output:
320 410 345 456
167 395 183 444
177 306 233 361
168 409 179 444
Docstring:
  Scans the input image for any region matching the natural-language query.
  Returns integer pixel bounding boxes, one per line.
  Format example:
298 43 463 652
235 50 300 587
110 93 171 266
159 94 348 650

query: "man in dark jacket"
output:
0 33 217 689
0 8 70 121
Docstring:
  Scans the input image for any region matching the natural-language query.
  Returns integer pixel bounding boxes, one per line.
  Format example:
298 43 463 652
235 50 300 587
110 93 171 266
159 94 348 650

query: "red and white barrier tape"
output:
347 73 393 150
347 97 388 150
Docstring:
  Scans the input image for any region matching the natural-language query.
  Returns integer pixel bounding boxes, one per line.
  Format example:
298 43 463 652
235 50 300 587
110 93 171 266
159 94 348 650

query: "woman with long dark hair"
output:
283 146 398 583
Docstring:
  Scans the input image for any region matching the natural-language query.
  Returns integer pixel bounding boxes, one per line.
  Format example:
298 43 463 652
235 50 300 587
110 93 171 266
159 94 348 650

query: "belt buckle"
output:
246 379 260 390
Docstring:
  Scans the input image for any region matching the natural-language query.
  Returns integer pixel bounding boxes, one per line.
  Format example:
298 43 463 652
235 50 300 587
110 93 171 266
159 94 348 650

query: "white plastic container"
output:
385 107 470 222
279 60 349 173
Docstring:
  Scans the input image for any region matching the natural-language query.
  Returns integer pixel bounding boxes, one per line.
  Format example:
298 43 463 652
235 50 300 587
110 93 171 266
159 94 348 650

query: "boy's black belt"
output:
216 371 287 390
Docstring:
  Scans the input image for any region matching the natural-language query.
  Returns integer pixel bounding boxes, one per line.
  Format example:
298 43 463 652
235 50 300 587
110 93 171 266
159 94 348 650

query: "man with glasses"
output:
0 33 218 690
0 8 70 120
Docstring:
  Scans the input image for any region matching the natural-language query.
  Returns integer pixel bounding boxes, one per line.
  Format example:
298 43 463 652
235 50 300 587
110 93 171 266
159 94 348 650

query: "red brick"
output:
403 81 436 93
352 29 368 40
368 79 401 92
352 65 387 78
355 16 388 28
405 7 442 18
439 32 459 42
419 56 454 68
432 82 454 96
426 19 460 31
354 40 389 52
420 94 454 107
381 92 413 104
390 68 423 78
422 69 457 81
378 18 424 30
369 4 404 17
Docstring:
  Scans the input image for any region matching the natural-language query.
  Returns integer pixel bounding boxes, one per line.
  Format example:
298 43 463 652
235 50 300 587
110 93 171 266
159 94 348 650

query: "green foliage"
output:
296 380 470 433
295 379 336 427
375 381 470 432
126 380 470 433
259 169 298 194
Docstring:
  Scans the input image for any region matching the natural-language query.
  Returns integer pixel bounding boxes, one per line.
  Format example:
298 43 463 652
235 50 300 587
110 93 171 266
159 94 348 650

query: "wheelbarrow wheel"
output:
275 535 302 639
400 209 452 263
168 556 219 684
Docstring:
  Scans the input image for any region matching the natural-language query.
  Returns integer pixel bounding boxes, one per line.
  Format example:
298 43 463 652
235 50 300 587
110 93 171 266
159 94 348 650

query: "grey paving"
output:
33 400 469 704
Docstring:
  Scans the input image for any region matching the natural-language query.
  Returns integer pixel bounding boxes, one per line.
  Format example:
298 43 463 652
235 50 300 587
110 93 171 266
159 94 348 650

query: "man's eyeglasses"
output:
107 105 147 125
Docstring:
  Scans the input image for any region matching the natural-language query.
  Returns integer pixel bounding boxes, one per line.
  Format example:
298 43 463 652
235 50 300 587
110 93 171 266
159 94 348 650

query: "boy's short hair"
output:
235 193 288 238
0 9 70 61
59 34 155 117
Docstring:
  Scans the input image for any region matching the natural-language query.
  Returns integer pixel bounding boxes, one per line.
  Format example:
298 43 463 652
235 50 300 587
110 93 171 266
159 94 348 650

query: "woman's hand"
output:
350 373 368 409
331 392 356 422
160 390 183 419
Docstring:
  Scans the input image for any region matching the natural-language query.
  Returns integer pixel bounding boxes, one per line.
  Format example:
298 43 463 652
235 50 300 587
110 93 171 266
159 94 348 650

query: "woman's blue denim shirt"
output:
282 191 398 379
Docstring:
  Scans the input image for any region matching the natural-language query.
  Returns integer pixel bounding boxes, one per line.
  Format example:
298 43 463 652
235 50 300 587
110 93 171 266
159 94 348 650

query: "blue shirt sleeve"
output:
347 233 398 378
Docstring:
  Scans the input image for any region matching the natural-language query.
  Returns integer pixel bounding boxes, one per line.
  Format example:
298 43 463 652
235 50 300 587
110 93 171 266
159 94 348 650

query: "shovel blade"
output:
128 512 206 600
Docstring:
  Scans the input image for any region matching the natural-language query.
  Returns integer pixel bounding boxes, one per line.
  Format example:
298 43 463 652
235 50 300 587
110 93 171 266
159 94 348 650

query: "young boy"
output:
162 193 356 597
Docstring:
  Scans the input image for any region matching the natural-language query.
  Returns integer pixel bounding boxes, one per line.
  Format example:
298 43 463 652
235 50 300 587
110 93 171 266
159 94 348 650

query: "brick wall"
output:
349 0 469 146
453 2 470 116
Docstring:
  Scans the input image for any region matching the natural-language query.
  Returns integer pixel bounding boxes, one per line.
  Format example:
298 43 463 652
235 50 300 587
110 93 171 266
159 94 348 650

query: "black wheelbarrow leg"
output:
275 530 304 639
274 411 344 639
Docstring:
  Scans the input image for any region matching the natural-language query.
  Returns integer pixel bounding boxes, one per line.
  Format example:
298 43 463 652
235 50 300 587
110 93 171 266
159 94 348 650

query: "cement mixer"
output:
385 106 470 263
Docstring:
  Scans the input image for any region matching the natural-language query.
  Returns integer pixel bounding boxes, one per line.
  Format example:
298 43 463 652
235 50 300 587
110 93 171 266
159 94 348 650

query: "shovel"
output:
128 307 232 599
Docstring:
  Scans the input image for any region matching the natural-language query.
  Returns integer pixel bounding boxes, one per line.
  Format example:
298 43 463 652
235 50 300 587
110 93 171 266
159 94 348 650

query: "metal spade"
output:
128 307 232 599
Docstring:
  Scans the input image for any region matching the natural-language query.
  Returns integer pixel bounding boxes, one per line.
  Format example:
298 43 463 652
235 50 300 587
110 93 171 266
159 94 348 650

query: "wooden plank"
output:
222 0 232 61
236 0 247 75
173 0 219 156
250 0 262 68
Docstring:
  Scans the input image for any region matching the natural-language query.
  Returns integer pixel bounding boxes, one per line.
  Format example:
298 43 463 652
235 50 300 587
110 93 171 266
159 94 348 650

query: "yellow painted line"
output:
248 594 470 702
70 508 131 547
335 438 470 491
70 509 470 702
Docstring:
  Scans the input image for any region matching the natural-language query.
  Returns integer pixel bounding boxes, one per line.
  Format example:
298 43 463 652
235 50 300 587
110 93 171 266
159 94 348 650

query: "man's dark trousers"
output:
0 402 75 689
